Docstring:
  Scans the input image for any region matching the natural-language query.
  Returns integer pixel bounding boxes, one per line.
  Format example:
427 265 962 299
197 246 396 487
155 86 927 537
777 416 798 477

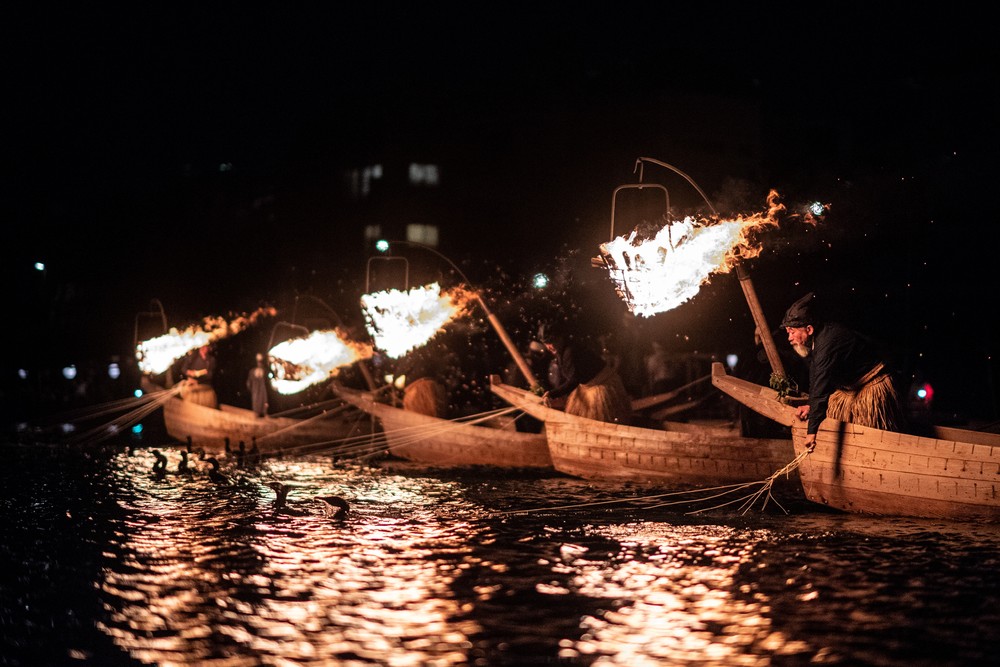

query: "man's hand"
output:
795 404 810 421
803 433 817 452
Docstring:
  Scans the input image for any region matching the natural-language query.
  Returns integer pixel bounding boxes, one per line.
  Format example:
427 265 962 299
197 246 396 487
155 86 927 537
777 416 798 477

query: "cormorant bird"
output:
316 495 350 520
151 449 168 478
177 449 191 474
248 438 260 466
266 481 291 508
205 457 233 485
265 481 307 515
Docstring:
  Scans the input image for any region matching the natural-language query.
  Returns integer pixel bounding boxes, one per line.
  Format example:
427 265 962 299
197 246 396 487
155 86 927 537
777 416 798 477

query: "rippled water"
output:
3 437 1000 666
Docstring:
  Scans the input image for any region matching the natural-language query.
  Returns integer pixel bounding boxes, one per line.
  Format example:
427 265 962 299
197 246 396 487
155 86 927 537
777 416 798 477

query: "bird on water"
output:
177 449 192 474
151 449 168 478
266 481 291 509
205 457 234 485
265 481 308 516
316 495 350 520
248 438 261 466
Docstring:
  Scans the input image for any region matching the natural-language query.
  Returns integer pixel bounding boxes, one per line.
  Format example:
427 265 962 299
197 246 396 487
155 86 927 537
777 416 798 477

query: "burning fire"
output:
268 329 374 395
361 282 474 358
598 190 793 317
136 307 276 375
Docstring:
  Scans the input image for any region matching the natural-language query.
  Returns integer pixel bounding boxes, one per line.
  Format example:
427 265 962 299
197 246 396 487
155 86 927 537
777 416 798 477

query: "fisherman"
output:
643 340 678 395
179 344 218 408
781 292 906 450
400 347 448 418
246 353 269 418
539 320 632 425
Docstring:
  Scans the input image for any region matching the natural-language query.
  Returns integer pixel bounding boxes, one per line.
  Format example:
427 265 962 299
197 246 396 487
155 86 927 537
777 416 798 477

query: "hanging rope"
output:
495 449 809 518
255 400 362 445
263 404 528 463
683 448 809 516
65 386 183 446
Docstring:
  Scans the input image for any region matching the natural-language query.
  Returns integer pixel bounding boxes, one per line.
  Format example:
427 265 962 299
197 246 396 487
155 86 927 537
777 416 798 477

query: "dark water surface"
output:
3 438 999 666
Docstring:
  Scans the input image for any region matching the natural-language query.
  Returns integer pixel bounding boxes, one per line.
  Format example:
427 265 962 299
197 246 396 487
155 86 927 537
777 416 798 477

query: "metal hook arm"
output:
634 157 719 218
376 240 541 391
631 159 789 380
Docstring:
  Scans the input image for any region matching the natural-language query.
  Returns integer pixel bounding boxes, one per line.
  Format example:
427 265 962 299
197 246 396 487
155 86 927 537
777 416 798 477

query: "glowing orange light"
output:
135 307 276 374
597 191 792 317
268 330 373 395
361 282 474 359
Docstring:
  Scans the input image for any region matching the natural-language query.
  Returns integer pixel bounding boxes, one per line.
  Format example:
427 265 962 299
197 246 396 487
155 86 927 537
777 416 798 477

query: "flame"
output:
361 282 474 359
268 329 374 395
135 307 276 375
598 190 794 317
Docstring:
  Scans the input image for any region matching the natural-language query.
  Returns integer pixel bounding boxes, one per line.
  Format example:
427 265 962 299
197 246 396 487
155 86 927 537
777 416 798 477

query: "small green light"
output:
375 239 389 253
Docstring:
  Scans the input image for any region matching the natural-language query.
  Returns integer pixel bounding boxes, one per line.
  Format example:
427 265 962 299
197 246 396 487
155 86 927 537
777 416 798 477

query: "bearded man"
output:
781 292 906 450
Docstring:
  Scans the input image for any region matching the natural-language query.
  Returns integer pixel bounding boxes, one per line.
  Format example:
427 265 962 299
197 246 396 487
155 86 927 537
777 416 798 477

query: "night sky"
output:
5 5 999 421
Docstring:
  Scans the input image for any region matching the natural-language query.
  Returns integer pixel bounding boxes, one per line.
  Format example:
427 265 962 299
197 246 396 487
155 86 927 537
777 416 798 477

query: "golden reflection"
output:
553 523 811 664
94 451 822 664
97 455 481 665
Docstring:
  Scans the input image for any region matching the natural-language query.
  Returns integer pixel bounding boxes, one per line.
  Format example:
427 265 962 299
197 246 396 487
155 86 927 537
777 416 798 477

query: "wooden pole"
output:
476 294 542 391
735 265 786 379
371 240 542 392
355 359 378 391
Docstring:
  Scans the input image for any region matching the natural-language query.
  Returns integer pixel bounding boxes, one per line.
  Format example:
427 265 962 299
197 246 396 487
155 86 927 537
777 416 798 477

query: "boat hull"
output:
712 362 1000 521
146 379 372 454
490 377 796 486
792 420 1000 521
333 384 552 469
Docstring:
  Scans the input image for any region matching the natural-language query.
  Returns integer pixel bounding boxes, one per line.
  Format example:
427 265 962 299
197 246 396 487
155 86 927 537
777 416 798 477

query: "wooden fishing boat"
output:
331 382 552 469
710 362 1000 521
142 378 374 454
489 375 795 486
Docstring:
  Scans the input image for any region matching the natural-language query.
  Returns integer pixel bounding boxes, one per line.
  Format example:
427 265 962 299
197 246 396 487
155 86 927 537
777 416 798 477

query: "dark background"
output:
4 4 998 423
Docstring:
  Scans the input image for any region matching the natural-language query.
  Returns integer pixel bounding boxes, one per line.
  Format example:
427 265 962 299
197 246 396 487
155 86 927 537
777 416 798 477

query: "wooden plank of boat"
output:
711 361 1000 521
145 378 373 454
706 363 799 427
331 382 552 469
489 375 796 487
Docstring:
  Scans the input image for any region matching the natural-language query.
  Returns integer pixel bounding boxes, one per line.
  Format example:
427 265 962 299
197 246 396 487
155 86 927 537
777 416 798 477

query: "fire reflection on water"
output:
99 450 800 665
97 455 478 665
5 441 999 666
555 524 808 664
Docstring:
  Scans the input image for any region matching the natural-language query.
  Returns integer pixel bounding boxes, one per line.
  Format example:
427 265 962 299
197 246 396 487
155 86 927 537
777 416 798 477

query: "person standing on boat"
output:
539 320 631 425
179 344 218 409
644 340 678 396
246 353 269 418
781 292 905 450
